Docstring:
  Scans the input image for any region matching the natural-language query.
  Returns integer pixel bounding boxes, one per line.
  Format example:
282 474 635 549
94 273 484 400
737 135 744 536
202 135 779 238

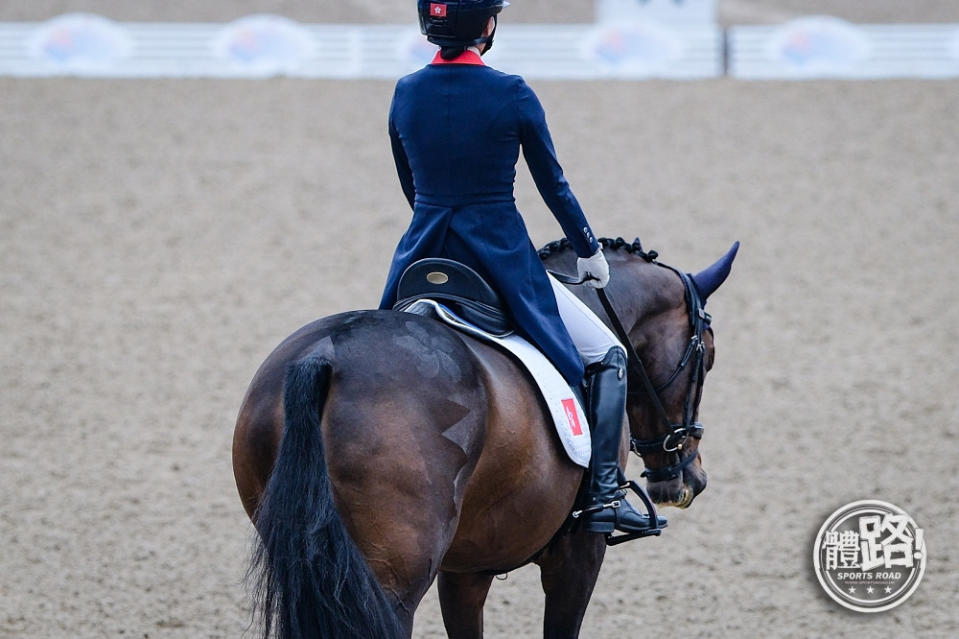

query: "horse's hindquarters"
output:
319 313 500 604
441 338 584 572
233 310 585 625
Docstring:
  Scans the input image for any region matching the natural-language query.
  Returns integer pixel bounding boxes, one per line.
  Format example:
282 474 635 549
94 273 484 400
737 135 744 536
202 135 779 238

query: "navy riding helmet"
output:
418 0 509 52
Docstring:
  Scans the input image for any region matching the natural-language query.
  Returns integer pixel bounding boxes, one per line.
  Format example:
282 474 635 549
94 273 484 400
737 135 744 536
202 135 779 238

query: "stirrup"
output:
572 480 666 546
607 480 665 545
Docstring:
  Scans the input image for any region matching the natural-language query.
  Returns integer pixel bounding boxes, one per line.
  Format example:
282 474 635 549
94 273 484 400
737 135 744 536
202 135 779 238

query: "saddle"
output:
393 258 512 336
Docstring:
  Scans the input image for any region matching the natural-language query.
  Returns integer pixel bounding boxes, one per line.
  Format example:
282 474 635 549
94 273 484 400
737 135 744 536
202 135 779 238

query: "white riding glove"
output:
576 248 610 289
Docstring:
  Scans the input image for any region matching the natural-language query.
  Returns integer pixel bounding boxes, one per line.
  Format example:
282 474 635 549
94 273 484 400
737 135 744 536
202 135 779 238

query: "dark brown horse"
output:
232 238 737 639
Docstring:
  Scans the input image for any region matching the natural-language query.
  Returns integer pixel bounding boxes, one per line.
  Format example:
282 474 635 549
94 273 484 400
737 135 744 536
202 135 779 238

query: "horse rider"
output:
380 0 655 535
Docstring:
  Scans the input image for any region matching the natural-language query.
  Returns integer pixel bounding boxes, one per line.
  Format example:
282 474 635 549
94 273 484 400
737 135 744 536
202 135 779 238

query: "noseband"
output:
552 255 711 485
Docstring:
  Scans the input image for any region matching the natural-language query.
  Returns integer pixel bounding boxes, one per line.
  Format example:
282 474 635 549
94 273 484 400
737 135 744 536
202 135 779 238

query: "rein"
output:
549 261 710 484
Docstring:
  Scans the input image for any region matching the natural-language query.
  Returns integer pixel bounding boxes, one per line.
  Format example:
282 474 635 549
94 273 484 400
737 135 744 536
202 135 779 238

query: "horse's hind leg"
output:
438 571 496 639
536 530 607 639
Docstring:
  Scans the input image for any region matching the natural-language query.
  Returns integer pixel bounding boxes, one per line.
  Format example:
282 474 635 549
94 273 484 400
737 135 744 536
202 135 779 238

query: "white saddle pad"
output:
402 300 591 467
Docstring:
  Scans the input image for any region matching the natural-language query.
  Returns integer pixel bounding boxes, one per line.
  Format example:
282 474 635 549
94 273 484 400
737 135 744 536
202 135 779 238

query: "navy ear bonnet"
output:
689 241 739 303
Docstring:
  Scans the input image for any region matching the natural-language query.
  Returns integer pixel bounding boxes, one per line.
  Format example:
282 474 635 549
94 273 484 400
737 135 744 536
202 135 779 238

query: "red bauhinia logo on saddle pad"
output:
430 3 448 17
561 398 583 436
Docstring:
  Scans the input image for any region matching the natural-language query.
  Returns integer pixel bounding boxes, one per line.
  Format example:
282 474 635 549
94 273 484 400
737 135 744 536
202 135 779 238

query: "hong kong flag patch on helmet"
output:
430 3 447 17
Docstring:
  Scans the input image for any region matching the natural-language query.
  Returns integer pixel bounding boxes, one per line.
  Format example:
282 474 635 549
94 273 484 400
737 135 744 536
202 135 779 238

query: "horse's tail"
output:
248 354 404 639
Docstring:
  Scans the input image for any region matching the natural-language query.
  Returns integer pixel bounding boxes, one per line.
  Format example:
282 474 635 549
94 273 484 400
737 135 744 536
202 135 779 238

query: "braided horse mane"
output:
537 236 659 262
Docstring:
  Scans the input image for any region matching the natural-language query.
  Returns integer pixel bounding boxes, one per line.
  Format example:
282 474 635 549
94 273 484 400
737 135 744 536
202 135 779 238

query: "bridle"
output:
552 256 712 485
610 262 710 484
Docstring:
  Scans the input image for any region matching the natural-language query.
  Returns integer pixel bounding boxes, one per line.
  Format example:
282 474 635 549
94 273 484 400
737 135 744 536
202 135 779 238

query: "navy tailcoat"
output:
379 51 599 386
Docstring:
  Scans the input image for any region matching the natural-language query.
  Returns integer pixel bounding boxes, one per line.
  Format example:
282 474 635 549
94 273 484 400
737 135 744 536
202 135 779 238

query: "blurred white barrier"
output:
0 13 722 79
20 13 133 73
489 23 722 79
730 16 959 79
3 13 958 80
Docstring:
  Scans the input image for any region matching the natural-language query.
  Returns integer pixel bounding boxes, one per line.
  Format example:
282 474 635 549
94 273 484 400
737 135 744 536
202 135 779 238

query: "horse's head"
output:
615 240 738 509
540 237 738 511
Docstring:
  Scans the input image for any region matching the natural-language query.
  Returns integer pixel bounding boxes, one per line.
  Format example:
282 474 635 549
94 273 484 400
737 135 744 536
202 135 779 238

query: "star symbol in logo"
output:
866 586 874 594
885 586 893 594
847 586 856 594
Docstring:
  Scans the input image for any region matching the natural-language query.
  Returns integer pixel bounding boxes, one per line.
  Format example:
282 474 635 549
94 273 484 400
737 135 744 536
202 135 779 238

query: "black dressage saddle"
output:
392 258 512 336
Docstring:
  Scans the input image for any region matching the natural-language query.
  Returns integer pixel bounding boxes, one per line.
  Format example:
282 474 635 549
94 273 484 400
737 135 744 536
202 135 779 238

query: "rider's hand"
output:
577 248 610 289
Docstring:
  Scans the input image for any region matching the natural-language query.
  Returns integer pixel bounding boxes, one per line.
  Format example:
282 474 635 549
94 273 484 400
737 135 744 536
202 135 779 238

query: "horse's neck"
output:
609 257 681 334
540 248 680 335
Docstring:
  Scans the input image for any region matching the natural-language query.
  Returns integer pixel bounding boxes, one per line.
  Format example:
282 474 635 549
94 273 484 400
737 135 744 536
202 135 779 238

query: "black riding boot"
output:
579 348 665 534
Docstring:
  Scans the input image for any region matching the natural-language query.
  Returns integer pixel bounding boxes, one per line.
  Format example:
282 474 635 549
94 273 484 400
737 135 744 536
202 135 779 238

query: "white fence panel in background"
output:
0 13 722 79
4 13 959 80
493 23 723 79
730 17 959 79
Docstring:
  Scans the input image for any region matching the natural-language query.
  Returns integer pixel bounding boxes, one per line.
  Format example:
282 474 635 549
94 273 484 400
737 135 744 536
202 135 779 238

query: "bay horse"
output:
232 237 738 639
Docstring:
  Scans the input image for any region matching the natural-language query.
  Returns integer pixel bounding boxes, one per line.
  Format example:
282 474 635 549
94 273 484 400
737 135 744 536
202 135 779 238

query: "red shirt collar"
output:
430 50 485 66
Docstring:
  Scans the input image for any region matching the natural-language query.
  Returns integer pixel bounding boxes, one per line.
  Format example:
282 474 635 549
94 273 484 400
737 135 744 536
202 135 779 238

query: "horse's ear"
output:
690 241 739 302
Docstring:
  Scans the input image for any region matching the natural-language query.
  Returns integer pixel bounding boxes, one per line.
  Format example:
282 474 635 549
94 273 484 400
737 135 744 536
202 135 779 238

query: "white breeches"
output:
547 273 624 367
